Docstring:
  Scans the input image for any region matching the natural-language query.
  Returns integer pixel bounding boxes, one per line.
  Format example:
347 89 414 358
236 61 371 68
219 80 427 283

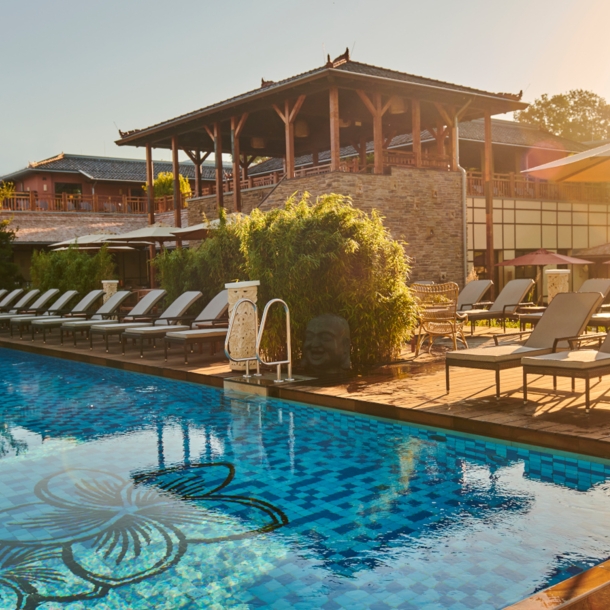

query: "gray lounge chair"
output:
91 291 202 355
464 279 535 334
457 280 493 312
522 332 610 413
445 291 603 398
88 289 167 351
0 289 7 301
9 291 79 338
163 290 230 364
0 289 41 328
519 279 610 330
120 291 209 358
60 291 132 346
31 290 104 342
0 289 25 312
0 289 59 329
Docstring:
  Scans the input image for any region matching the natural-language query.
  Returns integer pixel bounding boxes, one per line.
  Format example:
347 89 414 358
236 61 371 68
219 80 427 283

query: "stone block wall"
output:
187 166 465 285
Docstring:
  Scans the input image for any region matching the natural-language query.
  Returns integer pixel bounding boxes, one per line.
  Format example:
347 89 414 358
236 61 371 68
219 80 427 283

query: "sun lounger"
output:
0 289 25 312
30 290 104 342
522 332 610 413
9 291 79 338
457 280 493 312
0 289 7 301
121 292 205 358
0 289 59 328
445 291 603 398
519 279 610 330
163 290 230 364
59 291 132 346
464 279 535 334
87 289 168 351
90 291 201 354
0 289 45 329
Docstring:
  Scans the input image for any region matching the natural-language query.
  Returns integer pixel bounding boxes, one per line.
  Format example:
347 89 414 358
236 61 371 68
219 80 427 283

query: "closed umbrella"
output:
497 249 592 304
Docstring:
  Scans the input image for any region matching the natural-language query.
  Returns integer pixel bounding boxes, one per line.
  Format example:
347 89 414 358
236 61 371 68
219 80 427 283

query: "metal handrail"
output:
256 298 294 383
224 298 261 378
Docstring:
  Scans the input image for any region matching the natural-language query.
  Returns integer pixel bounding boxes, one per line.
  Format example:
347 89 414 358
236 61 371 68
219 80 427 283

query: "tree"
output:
143 172 192 198
514 90 610 143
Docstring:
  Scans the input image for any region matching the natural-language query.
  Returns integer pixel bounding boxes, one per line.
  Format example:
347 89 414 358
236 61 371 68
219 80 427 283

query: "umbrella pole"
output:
536 265 543 305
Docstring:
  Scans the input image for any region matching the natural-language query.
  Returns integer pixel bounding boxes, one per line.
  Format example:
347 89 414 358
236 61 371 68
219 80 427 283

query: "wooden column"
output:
484 110 494 288
329 86 341 171
412 98 421 167
205 124 224 210
273 95 306 179
145 143 156 288
357 90 392 174
171 136 182 228
145 143 155 226
231 113 248 212
194 151 202 197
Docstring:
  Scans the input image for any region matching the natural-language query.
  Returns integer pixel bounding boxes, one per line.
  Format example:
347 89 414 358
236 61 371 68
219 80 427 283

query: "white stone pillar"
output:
225 280 260 371
545 269 570 303
101 280 119 303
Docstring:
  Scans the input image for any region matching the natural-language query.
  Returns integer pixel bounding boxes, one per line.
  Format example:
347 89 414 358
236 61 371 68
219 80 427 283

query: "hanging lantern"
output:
251 137 266 149
294 119 309 138
389 97 406 114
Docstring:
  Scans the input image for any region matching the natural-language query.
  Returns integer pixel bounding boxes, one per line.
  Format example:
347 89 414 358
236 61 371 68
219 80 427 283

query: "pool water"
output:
1 349 610 609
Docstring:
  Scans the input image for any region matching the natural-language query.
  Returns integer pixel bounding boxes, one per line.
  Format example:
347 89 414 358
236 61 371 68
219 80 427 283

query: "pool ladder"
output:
224 298 294 383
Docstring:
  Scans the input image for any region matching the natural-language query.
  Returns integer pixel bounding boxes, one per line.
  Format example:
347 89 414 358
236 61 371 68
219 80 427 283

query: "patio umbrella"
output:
106 226 179 244
170 213 246 241
497 249 592 304
51 234 117 248
522 142 610 182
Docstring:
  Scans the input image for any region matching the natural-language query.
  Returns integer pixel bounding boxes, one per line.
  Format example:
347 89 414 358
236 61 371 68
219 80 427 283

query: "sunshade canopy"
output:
497 249 592 266
51 234 116 247
522 142 610 182
106 226 179 243
170 213 246 240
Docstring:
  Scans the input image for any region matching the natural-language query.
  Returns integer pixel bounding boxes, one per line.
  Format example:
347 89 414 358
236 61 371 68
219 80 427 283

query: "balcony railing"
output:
1 192 189 214
466 172 610 204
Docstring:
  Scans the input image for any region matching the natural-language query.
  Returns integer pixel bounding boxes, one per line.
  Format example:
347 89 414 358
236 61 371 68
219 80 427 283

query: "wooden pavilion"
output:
116 50 526 281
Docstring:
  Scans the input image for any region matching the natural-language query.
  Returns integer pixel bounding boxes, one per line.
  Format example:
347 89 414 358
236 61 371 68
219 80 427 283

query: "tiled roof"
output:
118 58 525 144
0 153 230 184
249 119 585 175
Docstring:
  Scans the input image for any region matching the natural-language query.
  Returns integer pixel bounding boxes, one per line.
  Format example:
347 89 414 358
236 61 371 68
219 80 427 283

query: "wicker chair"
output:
412 282 468 356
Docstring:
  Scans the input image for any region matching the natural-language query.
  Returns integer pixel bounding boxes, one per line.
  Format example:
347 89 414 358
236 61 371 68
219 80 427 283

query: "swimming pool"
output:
1 348 610 609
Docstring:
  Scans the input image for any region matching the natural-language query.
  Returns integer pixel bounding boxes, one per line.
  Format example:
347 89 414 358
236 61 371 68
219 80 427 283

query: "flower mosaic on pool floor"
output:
1 347 610 609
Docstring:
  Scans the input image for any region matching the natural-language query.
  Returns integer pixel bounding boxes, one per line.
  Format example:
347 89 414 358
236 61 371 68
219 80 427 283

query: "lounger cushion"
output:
62 319 118 329
522 350 610 370
31 318 74 327
590 313 610 325
447 345 551 363
90 322 149 332
124 325 189 335
465 309 502 320
166 329 228 340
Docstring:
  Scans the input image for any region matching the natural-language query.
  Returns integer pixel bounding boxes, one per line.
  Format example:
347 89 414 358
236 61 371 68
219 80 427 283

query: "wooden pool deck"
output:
1 326 609 609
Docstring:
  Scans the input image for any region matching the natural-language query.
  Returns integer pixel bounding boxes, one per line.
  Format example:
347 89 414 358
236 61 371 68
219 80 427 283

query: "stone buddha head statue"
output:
301 314 351 374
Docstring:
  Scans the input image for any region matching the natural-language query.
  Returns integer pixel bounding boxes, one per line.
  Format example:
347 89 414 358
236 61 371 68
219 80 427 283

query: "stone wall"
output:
188 167 465 285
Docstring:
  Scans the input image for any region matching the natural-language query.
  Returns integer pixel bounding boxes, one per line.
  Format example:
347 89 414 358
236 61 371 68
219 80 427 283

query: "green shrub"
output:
155 195 417 369
30 245 116 294
0 218 22 289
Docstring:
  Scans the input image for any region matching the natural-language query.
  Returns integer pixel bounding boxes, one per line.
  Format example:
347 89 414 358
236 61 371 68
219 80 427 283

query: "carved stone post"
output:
225 280 260 371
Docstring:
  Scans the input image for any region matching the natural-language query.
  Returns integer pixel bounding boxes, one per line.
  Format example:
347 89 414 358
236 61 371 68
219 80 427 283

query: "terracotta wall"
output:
188 167 465 286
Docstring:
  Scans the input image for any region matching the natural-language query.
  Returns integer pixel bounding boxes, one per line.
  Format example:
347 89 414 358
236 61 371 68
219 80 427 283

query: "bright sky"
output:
1 0 609 175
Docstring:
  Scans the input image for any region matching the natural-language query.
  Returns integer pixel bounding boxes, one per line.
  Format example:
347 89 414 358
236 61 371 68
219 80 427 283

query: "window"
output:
55 183 82 195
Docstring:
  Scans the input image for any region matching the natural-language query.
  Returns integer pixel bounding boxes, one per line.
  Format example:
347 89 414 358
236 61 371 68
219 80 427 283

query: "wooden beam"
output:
356 89 377 117
214 122 224 210
171 136 182 230
373 93 383 174
456 99 473 122
274 98 305 179
412 98 421 168
329 86 341 171
194 151 202 198
484 110 494 293
434 102 454 127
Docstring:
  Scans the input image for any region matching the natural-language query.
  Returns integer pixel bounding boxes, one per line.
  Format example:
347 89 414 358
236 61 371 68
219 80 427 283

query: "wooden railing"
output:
1 192 189 214
466 172 610 203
